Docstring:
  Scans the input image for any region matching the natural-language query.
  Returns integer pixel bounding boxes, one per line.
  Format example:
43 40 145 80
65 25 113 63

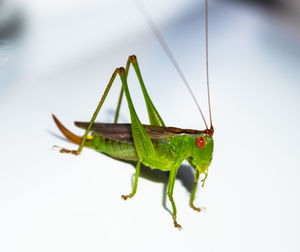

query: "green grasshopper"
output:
52 0 214 229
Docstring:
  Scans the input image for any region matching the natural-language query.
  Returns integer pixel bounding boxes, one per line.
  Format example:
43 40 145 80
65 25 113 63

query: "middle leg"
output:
167 166 182 229
121 160 141 200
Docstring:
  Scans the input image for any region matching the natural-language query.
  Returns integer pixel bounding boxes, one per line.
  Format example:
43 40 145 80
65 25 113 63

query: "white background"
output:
0 0 299 251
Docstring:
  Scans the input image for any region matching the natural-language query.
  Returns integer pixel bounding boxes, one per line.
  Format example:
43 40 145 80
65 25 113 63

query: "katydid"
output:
52 0 214 229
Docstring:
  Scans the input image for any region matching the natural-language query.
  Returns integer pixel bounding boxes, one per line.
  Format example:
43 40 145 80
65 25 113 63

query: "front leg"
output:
189 169 202 212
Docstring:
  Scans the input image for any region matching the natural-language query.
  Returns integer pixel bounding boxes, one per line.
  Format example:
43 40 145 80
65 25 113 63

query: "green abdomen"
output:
88 133 191 169
90 135 139 161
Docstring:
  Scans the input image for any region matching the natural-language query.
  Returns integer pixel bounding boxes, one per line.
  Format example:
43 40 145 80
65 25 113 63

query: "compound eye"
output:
195 137 205 148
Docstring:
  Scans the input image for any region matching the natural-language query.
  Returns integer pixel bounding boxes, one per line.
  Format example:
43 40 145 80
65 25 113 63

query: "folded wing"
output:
74 122 204 142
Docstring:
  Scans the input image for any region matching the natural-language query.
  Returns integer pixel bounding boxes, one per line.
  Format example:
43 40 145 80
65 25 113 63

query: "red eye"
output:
195 137 205 148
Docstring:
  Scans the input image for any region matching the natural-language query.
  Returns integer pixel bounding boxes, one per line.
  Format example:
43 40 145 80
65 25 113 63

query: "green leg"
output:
190 169 202 212
58 61 163 198
118 67 156 159
167 167 182 230
129 55 165 127
114 55 165 127
59 55 164 155
201 172 208 188
117 64 186 228
58 68 123 155
113 86 124 123
121 160 141 200
113 54 131 124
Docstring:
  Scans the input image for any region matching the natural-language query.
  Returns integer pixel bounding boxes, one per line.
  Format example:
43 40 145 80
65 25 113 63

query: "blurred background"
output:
0 0 299 251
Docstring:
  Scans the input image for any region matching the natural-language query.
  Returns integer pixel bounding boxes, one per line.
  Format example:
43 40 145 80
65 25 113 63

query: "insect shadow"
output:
115 158 195 216
141 163 194 215
48 129 195 216
103 110 196 212
48 130 66 142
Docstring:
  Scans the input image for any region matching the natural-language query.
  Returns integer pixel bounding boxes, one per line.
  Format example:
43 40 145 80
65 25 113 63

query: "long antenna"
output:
205 0 213 130
134 0 209 130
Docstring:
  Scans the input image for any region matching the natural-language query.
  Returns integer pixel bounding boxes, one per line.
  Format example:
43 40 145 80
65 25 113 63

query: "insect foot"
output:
190 201 207 212
190 202 202 212
60 148 81 155
173 219 182 230
53 145 81 155
121 194 133 200
172 213 182 230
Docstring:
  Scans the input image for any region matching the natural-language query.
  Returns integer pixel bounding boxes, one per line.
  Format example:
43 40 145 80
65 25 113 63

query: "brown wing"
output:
74 122 205 142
